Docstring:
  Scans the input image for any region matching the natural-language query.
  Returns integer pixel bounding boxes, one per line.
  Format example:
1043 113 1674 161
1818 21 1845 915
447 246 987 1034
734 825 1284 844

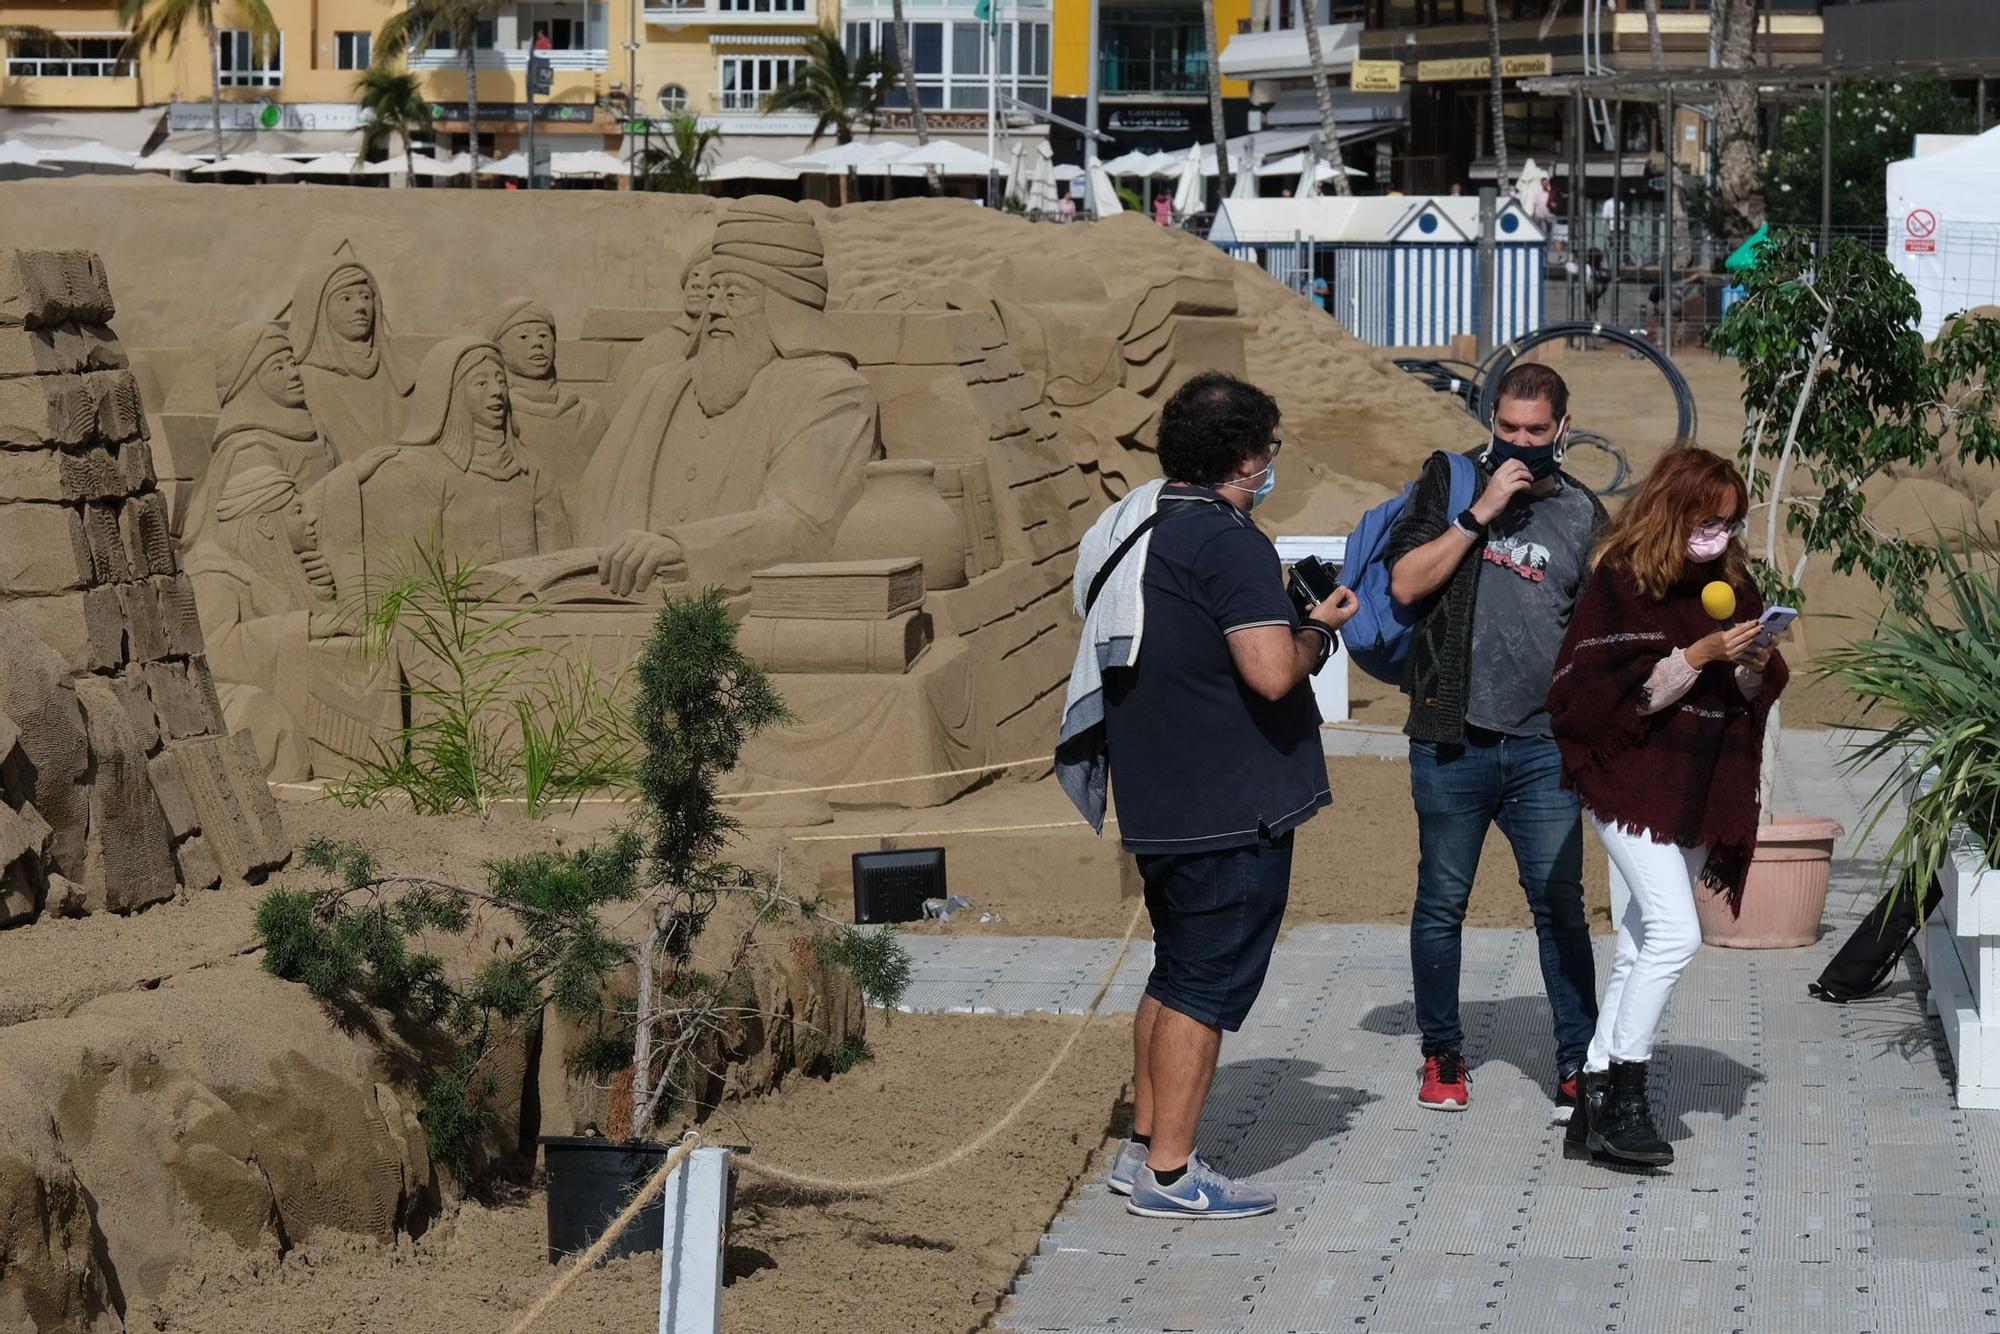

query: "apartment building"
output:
1046 0 1252 163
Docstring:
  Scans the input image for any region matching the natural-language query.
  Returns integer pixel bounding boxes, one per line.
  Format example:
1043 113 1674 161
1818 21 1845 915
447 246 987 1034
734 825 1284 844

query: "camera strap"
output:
1084 511 1165 615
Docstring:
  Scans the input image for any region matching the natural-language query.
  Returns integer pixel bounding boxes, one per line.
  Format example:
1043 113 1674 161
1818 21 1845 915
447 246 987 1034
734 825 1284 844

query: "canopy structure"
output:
549 150 628 178
133 150 205 173
1886 123 2000 340
192 153 300 177
703 156 802 182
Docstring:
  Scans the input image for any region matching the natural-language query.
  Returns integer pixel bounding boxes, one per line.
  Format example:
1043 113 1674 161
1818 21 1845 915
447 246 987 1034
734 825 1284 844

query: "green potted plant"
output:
1705 231 2000 946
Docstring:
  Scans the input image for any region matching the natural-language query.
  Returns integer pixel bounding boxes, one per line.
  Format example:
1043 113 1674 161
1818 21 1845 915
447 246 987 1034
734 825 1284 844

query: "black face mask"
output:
1484 420 1568 482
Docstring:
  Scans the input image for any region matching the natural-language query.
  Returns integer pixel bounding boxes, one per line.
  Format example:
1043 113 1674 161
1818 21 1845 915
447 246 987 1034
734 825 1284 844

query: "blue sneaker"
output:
1106 1138 1147 1195
1125 1153 1277 1220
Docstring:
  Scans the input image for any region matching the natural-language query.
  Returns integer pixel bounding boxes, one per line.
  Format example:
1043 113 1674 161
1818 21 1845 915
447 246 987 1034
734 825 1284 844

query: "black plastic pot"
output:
539 1135 677 1264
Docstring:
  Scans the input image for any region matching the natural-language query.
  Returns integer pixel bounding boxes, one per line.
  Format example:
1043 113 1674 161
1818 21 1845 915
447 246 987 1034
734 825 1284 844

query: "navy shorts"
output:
1136 829 1293 1032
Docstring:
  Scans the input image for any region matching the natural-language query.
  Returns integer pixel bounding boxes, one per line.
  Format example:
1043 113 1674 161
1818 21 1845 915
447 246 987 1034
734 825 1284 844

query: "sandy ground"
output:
154 1012 1129 1334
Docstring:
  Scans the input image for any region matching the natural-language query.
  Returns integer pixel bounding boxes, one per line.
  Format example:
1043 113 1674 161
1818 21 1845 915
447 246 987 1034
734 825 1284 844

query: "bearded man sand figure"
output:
580 198 877 596
289 257 416 462
488 299 608 505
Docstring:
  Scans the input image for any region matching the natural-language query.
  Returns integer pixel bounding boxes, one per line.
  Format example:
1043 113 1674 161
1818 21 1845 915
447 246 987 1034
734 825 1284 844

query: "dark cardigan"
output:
1382 448 1608 744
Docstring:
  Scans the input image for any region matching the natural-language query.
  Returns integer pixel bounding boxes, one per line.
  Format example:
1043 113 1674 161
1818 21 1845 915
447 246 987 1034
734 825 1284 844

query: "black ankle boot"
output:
1562 1070 1607 1161
1586 1061 1674 1167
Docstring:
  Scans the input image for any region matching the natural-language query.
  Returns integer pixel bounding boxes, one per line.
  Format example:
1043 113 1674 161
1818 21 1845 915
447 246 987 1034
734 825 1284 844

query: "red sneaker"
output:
1554 1072 1579 1125
1418 1051 1470 1111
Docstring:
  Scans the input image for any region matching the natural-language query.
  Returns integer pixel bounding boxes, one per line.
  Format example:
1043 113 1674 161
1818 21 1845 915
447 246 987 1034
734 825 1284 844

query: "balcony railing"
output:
1099 56 1208 96
5 57 136 78
644 1 813 25
407 47 608 70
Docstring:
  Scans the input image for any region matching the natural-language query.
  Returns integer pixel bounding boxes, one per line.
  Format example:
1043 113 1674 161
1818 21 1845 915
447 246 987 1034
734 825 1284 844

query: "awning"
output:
0 107 165 153
1217 24 1361 80
157 127 365 158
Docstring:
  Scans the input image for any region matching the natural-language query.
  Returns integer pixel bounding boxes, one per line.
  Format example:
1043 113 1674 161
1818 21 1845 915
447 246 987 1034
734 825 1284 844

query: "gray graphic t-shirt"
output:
1465 480 1599 738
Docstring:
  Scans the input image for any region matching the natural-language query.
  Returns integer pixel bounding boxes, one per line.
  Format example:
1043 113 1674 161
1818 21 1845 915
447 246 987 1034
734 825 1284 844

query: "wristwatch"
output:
1452 508 1488 539
1303 623 1337 675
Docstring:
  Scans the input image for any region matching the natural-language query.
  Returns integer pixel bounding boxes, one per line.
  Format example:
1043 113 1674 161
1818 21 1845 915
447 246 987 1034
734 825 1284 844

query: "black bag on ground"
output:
1808 868 1943 1003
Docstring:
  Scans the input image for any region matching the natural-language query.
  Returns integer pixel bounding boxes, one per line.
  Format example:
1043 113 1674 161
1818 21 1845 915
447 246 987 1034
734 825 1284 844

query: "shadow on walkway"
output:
1196 1057 1381 1177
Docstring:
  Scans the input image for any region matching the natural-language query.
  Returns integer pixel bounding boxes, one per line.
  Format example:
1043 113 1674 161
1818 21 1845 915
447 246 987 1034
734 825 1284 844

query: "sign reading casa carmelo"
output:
1350 60 1403 93
1417 54 1553 82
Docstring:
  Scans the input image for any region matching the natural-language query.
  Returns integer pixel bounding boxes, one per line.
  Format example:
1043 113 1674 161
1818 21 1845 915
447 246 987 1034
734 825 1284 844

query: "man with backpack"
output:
1374 362 1606 1118
1057 372 1357 1220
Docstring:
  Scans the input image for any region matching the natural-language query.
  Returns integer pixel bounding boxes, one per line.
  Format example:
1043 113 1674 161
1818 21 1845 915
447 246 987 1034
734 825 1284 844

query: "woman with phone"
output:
1545 446 1787 1168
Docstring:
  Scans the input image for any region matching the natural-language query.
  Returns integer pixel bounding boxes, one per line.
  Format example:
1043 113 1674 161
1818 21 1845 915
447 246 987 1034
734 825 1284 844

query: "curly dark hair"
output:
1156 372 1282 487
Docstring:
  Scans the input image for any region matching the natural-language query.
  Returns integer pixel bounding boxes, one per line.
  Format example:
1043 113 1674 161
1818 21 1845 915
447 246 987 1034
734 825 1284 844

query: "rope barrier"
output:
731 896 1147 1192
502 1131 702 1334
789 816 1114 843
719 754 1054 801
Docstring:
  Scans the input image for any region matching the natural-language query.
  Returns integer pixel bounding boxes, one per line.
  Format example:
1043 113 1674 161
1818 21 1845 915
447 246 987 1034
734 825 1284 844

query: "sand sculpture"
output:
289 256 415 463
0 249 289 926
490 298 608 505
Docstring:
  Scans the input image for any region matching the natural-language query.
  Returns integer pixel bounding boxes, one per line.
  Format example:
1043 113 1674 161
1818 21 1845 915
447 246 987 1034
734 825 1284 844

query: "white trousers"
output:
1585 816 1709 1072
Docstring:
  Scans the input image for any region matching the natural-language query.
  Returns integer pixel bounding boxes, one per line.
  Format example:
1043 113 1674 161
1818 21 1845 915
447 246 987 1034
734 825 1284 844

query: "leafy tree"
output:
118 0 278 164
1765 80 1973 232
637 112 722 194
761 25 893 206
355 69 434 186
374 0 502 188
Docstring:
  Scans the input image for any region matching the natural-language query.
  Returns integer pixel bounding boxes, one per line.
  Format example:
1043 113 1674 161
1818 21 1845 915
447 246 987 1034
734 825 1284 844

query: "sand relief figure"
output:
579 200 878 596
488 299 608 506
182 320 339 551
290 257 416 463
312 337 571 598
184 465 341 780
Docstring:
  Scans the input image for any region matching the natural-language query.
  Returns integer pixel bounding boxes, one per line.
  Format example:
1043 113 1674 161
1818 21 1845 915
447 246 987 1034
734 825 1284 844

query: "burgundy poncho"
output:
1546 563 1788 901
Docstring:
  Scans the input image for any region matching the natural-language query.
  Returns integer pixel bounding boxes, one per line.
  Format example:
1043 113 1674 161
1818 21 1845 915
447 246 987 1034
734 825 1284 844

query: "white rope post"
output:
659 1146 731 1334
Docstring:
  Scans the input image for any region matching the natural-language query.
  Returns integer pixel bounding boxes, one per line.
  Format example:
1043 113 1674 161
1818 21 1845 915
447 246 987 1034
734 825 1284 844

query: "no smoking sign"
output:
1906 208 1938 254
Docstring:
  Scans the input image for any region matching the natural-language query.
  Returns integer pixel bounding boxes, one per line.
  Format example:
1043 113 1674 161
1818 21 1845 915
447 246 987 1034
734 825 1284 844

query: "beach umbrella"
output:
41 141 138 168
549 150 630 178
0 140 56 171
290 152 361 177
1229 142 1259 199
1087 159 1122 216
786 141 910 175
1005 140 1032 204
359 152 461 179
703 156 801 183
1170 144 1204 218
479 152 531 178
134 150 205 173
896 140 1005 176
1099 149 1152 177
1026 141 1060 215
193 153 300 177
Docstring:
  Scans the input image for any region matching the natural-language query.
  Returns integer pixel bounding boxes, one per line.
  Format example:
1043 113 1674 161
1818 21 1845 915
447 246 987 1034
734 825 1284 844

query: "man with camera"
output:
1385 362 1606 1120
1058 372 1357 1220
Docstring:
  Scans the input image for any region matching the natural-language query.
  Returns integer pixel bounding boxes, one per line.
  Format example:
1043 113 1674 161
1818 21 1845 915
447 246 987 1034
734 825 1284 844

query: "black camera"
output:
1287 555 1342 621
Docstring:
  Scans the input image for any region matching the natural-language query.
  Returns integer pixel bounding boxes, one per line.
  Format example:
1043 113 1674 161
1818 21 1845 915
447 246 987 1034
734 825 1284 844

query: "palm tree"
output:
761 26 893 206
1484 0 1507 194
1713 0 1760 242
355 69 433 186
1300 4 1351 197
636 111 722 193
1201 0 1229 202
374 0 497 189
118 0 277 163
888 0 942 197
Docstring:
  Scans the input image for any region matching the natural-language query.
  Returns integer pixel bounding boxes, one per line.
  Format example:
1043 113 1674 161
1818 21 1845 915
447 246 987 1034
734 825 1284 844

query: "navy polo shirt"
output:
1101 485 1330 854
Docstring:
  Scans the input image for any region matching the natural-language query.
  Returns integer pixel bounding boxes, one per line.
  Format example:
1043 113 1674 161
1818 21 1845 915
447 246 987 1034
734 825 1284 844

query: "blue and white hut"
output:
1208 195 1546 348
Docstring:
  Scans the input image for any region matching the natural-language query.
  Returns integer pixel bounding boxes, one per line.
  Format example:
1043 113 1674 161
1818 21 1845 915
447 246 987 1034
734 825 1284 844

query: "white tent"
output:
703 156 801 182
134 149 205 173
193 153 299 177
1885 124 2000 340
550 150 629 178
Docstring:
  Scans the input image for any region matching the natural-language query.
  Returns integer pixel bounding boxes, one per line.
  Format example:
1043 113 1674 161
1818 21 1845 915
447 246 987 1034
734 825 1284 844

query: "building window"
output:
841 18 1049 114
1101 11 1206 96
658 82 688 112
4 35 134 78
717 0 808 11
217 29 282 87
719 55 805 112
334 31 370 69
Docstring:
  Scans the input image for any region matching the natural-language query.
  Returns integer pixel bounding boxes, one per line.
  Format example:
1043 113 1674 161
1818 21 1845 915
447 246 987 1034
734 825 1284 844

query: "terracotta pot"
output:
1694 813 1845 949
829 459 969 590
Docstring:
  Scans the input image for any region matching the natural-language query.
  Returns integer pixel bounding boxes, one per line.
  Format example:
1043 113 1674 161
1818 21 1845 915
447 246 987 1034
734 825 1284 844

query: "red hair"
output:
1592 445 1752 599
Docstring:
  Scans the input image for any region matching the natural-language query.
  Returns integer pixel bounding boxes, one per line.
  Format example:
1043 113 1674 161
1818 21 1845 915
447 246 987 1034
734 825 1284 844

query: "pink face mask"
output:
1687 530 1731 563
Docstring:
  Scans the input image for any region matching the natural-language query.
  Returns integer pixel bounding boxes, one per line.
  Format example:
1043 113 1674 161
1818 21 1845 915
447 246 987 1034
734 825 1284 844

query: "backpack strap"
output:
1442 450 1479 517
1085 509 1165 615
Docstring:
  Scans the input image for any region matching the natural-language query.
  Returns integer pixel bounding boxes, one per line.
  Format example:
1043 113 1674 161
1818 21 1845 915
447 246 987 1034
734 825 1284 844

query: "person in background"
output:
1384 362 1606 1120
1548 446 1785 1168
1059 192 1078 224
1057 372 1357 1221
1311 277 1330 312
1155 192 1173 227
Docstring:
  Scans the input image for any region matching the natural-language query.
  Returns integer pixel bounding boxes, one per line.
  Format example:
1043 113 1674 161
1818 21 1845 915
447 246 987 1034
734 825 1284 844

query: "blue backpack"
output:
1341 451 1478 684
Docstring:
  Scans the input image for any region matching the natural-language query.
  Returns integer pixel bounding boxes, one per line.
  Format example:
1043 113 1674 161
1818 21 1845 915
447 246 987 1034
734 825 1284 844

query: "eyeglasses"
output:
1266 437 1284 459
1694 517 1747 539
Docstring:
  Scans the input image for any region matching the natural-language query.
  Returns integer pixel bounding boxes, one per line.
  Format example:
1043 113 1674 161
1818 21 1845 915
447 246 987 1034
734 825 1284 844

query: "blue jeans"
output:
1409 730 1597 1075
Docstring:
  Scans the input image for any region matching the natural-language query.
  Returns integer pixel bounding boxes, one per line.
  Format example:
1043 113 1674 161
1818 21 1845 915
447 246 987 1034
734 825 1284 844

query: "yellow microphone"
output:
1701 580 1738 622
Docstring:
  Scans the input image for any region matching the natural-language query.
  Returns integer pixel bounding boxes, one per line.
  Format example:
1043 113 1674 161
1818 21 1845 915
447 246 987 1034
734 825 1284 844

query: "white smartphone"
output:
1755 605 1798 645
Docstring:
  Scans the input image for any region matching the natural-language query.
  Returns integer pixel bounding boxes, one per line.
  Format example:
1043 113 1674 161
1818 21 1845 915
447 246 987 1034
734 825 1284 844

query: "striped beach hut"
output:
1208 196 1546 348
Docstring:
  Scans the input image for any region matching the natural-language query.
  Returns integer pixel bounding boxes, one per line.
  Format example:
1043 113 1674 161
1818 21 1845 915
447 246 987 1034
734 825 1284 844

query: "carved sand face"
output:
459 353 510 431
327 279 376 342
683 260 713 324
692 272 778 415
501 321 555 379
256 346 308 408
281 496 317 555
